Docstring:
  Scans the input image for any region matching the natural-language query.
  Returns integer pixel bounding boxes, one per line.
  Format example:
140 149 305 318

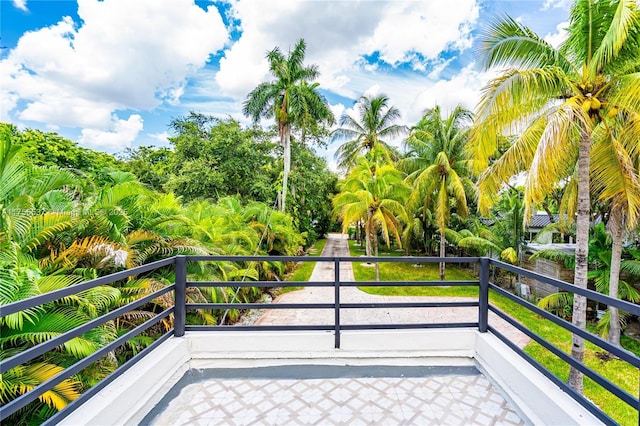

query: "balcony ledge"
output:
60 329 601 426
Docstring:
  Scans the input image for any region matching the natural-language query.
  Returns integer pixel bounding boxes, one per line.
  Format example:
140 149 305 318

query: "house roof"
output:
528 213 559 229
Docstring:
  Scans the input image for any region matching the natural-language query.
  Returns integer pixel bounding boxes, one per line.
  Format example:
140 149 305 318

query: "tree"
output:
165 114 277 203
399 106 475 280
591 120 640 346
286 140 338 242
333 95 407 172
121 146 173 192
5 123 123 188
533 223 640 336
333 148 410 280
243 39 334 212
469 0 640 392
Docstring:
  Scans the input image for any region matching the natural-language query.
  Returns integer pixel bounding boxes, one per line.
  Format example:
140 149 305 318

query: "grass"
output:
348 239 478 287
349 239 639 425
281 238 327 293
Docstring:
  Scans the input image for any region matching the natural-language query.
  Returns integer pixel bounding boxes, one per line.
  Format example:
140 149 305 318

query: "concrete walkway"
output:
256 234 529 348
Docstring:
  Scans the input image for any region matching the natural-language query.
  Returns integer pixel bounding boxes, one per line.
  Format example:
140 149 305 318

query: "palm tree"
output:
469 0 640 392
591 122 640 346
333 95 407 171
532 223 640 336
243 39 334 212
399 106 476 280
333 148 410 280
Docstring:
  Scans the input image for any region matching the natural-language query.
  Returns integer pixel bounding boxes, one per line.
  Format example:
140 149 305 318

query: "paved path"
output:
256 234 529 348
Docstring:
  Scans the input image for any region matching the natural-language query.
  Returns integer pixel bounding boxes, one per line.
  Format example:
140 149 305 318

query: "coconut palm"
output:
399 106 476 280
591 121 640 346
333 149 410 280
243 39 334 212
532 223 640 337
333 95 407 171
469 0 640 392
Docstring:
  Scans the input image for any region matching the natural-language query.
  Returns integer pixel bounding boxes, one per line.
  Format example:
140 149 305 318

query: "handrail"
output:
1 254 638 426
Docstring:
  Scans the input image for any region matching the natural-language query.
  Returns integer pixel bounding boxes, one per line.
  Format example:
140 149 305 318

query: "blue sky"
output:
0 0 570 167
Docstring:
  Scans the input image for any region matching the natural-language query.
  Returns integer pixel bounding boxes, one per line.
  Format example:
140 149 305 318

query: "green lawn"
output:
348 239 478 286
349 239 639 425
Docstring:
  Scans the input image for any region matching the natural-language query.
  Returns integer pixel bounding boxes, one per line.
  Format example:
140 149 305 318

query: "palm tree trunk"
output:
439 229 446 281
281 124 291 212
365 213 372 258
608 207 623 347
568 125 592 394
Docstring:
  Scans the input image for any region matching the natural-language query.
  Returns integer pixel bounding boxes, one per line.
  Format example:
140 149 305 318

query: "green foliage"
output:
121 145 173 191
333 94 406 171
4 123 123 188
287 140 338 241
0 122 313 423
165 114 277 203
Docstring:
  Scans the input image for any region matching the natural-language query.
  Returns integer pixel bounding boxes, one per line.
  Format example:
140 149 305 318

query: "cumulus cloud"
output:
215 0 480 99
542 0 572 11
79 114 143 151
544 21 569 48
1 0 228 150
12 0 28 12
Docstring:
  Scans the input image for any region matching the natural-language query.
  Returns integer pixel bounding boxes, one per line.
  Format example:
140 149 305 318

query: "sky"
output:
0 0 571 169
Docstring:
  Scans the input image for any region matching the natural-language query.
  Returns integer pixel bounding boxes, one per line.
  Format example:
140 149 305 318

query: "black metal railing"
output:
1 255 639 426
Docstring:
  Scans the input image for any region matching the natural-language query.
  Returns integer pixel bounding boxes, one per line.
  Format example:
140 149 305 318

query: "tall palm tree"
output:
591 121 640 346
399 106 476 280
469 0 640 392
333 95 407 171
243 39 334 212
333 149 410 280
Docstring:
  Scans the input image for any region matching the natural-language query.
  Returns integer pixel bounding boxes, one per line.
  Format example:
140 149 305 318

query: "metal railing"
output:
1 255 639 425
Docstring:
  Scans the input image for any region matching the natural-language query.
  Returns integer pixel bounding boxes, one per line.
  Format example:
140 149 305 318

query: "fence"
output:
1 255 639 425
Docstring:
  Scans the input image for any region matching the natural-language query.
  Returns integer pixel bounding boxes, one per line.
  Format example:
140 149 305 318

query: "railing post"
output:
479 257 489 333
334 257 341 349
174 256 186 337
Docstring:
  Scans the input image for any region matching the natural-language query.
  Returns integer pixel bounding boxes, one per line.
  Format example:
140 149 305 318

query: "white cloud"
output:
148 131 171 144
215 0 480 100
12 0 28 12
364 1 478 65
79 114 143 151
544 21 569 48
542 0 572 11
1 0 228 148
329 103 346 123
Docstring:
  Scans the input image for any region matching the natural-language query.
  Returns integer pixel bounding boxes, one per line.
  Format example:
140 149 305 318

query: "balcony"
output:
1 255 639 425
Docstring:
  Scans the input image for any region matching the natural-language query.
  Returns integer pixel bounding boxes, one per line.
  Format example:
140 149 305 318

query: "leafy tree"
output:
333 95 407 171
121 146 173 191
399 106 475 280
469 0 640 392
243 39 335 212
4 123 123 188
166 114 276 203
284 140 338 242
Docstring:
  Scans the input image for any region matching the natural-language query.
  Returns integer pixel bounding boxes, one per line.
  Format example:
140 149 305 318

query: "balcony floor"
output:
143 365 525 426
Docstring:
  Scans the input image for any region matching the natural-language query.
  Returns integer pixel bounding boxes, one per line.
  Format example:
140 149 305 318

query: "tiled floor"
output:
145 235 528 425
148 372 524 425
